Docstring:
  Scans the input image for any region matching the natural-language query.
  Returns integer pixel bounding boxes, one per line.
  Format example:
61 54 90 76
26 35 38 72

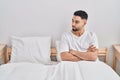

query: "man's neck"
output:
72 29 85 37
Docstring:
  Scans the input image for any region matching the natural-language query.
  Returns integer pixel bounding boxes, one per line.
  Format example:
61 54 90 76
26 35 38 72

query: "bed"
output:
0 36 120 80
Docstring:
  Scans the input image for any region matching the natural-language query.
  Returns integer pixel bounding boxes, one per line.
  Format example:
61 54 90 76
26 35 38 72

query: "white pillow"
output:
55 40 62 61
10 36 51 64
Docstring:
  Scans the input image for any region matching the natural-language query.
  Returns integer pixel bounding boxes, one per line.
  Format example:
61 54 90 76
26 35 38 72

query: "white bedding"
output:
0 61 120 80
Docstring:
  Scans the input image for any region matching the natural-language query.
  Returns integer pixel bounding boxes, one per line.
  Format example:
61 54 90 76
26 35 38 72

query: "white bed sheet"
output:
0 61 120 80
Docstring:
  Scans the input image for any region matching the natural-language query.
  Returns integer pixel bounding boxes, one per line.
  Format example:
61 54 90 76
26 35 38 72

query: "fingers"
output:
89 45 95 49
88 45 97 52
89 45 94 48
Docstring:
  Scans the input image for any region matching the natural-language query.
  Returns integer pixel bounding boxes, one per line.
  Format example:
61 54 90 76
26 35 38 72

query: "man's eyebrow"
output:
72 19 80 22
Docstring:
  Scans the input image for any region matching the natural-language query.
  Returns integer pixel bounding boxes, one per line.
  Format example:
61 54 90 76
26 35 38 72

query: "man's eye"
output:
75 21 79 24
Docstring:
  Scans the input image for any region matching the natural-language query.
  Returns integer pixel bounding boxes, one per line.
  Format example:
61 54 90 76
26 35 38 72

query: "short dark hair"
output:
74 10 88 20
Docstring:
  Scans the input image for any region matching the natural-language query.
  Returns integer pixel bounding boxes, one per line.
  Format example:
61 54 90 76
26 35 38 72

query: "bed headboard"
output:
6 47 108 63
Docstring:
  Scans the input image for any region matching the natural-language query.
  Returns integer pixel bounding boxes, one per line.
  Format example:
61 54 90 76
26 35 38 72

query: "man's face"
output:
72 16 86 32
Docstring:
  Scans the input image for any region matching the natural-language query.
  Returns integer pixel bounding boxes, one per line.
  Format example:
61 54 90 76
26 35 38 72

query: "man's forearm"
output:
61 52 81 61
71 50 98 61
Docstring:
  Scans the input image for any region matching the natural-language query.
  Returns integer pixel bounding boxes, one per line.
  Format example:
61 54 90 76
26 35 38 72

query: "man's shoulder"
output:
62 31 72 36
86 31 96 37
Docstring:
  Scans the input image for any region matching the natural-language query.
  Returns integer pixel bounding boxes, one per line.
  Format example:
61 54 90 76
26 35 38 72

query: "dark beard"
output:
72 28 79 32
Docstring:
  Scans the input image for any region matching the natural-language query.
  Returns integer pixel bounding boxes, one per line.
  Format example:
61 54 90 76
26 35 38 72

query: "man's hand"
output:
87 45 97 52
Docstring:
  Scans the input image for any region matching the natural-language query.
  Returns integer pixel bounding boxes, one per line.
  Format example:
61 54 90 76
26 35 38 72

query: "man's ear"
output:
83 19 87 25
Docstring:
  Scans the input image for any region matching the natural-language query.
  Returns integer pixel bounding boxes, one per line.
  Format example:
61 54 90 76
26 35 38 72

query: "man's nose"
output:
72 22 75 26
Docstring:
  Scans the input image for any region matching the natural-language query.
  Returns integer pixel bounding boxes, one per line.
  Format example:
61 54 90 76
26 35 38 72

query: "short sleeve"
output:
90 33 99 49
59 34 69 54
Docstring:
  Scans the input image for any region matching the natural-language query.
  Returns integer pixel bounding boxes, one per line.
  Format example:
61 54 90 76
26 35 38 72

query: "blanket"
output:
0 61 120 80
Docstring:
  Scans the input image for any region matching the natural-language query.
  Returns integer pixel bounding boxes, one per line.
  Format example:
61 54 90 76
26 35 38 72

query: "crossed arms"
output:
61 45 98 61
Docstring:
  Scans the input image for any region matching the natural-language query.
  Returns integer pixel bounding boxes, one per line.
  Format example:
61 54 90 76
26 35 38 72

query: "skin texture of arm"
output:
70 45 98 61
61 45 98 61
61 52 82 62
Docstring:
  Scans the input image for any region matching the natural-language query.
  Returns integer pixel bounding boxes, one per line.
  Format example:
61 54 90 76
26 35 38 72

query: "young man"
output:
59 10 98 62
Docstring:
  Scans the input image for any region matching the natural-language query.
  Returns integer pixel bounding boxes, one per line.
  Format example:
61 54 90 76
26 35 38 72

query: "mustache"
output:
72 29 78 32
72 26 75 28
72 26 79 32
72 28 79 32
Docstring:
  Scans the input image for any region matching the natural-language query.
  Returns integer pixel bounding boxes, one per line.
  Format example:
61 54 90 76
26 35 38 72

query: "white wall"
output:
0 0 120 75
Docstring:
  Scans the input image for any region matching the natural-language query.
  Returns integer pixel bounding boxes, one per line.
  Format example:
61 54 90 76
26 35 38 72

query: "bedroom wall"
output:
0 0 120 75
